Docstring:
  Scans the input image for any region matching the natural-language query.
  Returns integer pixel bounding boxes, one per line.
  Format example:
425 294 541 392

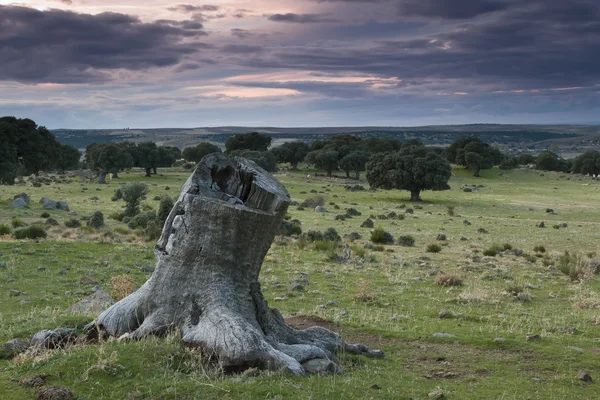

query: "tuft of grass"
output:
314 240 336 252
65 218 81 228
0 224 11 235
426 243 442 253
110 275 137 301
446 205 456 216
435 273 463 286
40 212 51 218
13 225 47 239
533 245 546 253
483 246 499 257
502 243 513 250
11 217 26 228
557 251 594 281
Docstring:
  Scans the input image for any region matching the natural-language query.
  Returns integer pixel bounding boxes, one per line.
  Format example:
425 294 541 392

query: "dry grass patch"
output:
457 284 499 304
110 275 136 301
435 273 463 286
572 286 600 309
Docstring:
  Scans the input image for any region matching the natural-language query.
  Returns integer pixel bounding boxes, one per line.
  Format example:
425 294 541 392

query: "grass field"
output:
1 166 599 399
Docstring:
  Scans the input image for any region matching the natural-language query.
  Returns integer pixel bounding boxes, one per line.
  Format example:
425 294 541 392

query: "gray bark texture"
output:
95 154 382 375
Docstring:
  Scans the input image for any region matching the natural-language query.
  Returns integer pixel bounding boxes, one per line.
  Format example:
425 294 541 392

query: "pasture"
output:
1 166 599 399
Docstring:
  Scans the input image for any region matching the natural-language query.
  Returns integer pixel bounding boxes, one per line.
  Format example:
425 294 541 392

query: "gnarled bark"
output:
95 154 382 375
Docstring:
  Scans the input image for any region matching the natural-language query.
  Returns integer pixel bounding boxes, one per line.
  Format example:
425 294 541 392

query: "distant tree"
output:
270 141 309 170
572 151 600 175
156 146 181 174
182 142 221 163
85 143 134 183
56 144 81 173
448 137 504 176
305 149 340 177
535 151 571 172
225 132 272 153
339 151 370 179
517 154 536 165
363 138 402 154
230 150 277 172
499 157 518 170
0 119 19 184
367 145 451 202
122 182 149 217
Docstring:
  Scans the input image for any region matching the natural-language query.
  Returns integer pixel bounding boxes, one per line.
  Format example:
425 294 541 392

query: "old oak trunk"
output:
95 154 382 375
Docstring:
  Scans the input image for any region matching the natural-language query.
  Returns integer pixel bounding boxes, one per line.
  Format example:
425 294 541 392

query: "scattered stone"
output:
438 309 454 319
13 192 31 205
302 358 342 376
566 346 584 352
66 289 115 315
460 235 469 241
428 389 445 399
346 208 361 216
314 206 327 213
36 386 75 400
405 208 414 214
80 276 99 285
537 221 545 228
433 333 456 338
0 262 6 268
20 375 47 388
56 201 70 211
30 328 76 349
477 228 488 234
515 292 531 302
40 197 57 209
577 370 592 382
1 338 30 359
287 281 305 291
12 197 28 209
525 334 541 342
370 384 381 390
361 218 374 228
9 289 25 297
37 267 46 272
493 338 506 343
411 277 422 281
344 232 361 241
436 234 447 241
463 220 472 225
140 265 155 273
463 187 473 192
45 218 59 226
524 283 539 289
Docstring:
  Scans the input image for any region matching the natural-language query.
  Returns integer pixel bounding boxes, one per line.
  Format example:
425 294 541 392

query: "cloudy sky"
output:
0 0 598 128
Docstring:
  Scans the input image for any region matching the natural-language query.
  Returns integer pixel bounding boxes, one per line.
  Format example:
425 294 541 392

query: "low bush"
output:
397 235 415 247
314 240 336 252
109 212 125 222
300 196 325 208
426 244 442 253
280 221 302 236
13 225 47 240
88 211 105 229
0 224 12 235
483 246 499 257
128 211 156 230
11 218 26 228
306 230 324 242
65 218 81 228
435 274 463 286
40 212 51 218
533 245 546 253
557 251 594 281
370 227 394 244
113 226 130 235
111 188 123 202
323 228 341 242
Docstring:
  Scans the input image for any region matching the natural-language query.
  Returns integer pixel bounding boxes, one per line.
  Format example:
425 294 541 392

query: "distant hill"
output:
52 124 600 150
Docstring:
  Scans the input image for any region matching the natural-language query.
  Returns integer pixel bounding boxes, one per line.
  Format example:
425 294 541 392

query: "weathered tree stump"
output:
95 154 382 375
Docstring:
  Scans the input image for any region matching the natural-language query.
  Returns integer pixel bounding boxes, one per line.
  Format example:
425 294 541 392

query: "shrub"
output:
65 218 81 228
314 240 336 252
372 245 385 252
40 212 51 218
323 228 341 242
426 244 442 253
109 211 125 222
397 235 415 247
11 218 26 228
123 182 149 217
446 205 455 216
533 245 546 253
370 227 394 244
13 225 47 240
280 221 302 236
110 275 136 301
346 208 361 216
88 211 105 229
300 196 325 208
111 188 123 202
306 230 324 242
483 246 499 257
557 251 593 281
157 196 174 225
114 226 130 235
503 243 513 250
351 245 367 259
0 224 12 235
128 211 156 230
435 274 463 286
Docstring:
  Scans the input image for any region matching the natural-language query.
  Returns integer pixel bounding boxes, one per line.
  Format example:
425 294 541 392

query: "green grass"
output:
1 166 600 399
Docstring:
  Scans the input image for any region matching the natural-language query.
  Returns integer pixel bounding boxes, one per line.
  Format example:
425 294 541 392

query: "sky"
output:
0 0 599 128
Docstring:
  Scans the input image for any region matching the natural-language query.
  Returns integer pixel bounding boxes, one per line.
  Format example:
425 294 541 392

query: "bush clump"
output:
323 227 341 242
397 235 415 247
483 246 499 257
533 245 546 253
300 196 325 208
123 182 149 217
40 212 51 218
280 220 302 236
370 227 394 244
435 274 463 286
111 188 124 202
109 211 125 222
11 218 26 228
0 224 12 235
88 211 105 229
157 196 174 226
13 225 47 240
426 243 442 253
64 218 81 228
128 211 157 230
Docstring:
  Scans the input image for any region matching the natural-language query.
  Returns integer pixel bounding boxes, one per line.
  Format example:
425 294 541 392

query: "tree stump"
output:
95 154 382 375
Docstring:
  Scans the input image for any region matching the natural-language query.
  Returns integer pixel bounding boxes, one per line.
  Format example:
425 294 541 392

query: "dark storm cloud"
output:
0 6 207 83
220 44 263 54
167 4 219 13
398 0 509 19
267 13 339 23
60 0 73 5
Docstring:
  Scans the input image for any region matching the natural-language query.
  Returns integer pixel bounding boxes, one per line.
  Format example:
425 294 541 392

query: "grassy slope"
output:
1 167 599 399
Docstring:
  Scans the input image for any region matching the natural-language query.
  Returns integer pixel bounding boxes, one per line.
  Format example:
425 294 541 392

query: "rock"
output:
9 289 25 297
36 386 75 400
525 334 541 342
577 370 592 382
436 234 447 241
463 220 472 225
20 375 47 388
428 389 445 399
537 221 545 228
302 358 342 375
524 283 539 289
477 228 488 234
370 384 381 390
56 201 70 211
273 296 287 301
1 338 30 359
40 197 57 210
66 289 115 315
140 265 155 273
438 309 454 319
460 235 469 241
30 328 76 349
433 333 456 338
0 262 6 268
287 281 305 291
314 206 327 213
463 187 473 192
13 192 31 205
493 337 506 343
515 292 531 302
80 276 99 285
37 267 46 272
45 218 59 226
566 346 584 352
12 197 28 209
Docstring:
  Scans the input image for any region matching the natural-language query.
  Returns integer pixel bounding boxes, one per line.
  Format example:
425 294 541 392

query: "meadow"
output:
1 166 599 399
